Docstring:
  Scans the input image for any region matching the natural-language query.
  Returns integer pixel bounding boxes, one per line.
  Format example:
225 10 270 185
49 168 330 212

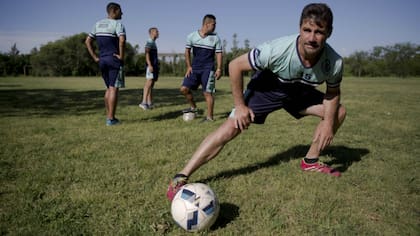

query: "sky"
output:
1 0 419 57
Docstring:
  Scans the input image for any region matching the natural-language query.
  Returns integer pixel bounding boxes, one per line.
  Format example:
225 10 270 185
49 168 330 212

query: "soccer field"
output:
0 76 419 235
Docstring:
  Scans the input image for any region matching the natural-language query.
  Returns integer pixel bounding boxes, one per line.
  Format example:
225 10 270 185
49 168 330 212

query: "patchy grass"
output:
0 76 419 235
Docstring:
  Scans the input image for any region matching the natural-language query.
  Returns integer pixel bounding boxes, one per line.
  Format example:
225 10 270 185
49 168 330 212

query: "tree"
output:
344 42 419 77
30 34 94 76
346 51 369 77
30 33 138 76
0 44 29 76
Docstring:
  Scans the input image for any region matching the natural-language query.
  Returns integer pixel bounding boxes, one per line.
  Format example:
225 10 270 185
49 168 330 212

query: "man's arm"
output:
184 48 192 77
115 35 126 60
228 53 255 130
145 47 152 72
85 36 99 63
317 86 341 150
215 52 223 79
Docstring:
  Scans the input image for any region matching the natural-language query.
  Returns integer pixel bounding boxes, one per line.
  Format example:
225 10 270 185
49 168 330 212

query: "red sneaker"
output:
166 176 188 201
300 159 341 177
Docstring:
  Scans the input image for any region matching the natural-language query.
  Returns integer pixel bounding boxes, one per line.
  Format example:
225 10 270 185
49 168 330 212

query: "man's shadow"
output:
199 145 369 183
199 145 369 230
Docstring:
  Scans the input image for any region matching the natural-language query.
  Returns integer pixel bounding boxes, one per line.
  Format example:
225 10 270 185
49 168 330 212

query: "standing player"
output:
167 3 347 201
85 2 126 126
139 27 160 110
180 14 223 122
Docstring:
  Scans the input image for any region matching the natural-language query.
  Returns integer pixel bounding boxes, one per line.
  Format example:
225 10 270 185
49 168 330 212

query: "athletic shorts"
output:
99 56 125 88
230 70 324 124
182 69 216 93
146 66 159 81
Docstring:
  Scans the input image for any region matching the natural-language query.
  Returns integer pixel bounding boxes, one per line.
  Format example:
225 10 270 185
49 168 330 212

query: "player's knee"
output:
180 86 189 95
217 120 241 142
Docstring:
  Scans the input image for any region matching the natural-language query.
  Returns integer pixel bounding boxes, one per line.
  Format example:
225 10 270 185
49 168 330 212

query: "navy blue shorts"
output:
146 66 159 81
99 56 123 88
243 70 324 124
182 69 215 93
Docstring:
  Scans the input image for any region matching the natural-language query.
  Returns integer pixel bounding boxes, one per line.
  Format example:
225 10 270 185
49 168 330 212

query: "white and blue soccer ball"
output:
171 183 220 232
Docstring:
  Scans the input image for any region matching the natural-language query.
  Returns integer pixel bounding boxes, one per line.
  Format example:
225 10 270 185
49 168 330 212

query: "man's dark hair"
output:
202 14 216 25
149 27 158 34
300 3 333 36
106 2 121 14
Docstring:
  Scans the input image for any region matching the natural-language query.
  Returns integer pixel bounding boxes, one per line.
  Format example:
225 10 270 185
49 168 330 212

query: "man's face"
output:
152 29 159 39
111 8 123 20
298 18 329 58
205 19 216 33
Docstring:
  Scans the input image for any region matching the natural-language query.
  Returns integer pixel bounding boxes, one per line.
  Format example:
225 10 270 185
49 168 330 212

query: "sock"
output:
174 173 188 179
304 157 319 164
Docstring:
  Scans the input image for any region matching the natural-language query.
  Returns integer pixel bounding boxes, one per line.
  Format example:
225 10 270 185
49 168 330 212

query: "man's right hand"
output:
233 104 255 131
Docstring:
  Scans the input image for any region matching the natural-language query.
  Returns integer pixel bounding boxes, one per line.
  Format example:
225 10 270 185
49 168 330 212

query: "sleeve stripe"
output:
248 48 262 71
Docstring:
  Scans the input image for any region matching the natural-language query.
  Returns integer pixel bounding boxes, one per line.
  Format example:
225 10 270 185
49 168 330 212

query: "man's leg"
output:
106 86 119 119
147 80 155 105
203 92 214 120
181 119 241 175
301 104 346 176
104 89 110 118
167 118 242 200
140 79 153 109
142 80 151 104
180 86 197 110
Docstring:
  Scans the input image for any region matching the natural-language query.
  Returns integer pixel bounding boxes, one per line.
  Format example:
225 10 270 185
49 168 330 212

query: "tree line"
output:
1 33 419 77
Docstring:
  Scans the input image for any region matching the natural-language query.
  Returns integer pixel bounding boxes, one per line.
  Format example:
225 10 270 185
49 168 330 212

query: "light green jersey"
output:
249 34 343 88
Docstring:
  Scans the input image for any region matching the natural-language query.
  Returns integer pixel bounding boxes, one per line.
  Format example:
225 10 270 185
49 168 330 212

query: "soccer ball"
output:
171 183 220 232
182 112 196 122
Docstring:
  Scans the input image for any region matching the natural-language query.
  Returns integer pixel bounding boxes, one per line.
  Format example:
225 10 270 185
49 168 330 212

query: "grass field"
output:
0 76 419 235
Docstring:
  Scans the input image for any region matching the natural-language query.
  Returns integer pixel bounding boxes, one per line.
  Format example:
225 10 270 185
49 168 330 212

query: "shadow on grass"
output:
0 88 185 117
0 87 230 119
194 145 369 230
211 202 240 230
199 145 370 183
0 89 104 117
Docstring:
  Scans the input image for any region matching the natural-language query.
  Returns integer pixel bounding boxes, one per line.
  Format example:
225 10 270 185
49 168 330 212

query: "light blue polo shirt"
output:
186 31 223 70
88 18 126 58
249 34 343 88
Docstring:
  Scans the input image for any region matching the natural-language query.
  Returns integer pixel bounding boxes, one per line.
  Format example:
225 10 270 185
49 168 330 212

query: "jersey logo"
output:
303 73 312 80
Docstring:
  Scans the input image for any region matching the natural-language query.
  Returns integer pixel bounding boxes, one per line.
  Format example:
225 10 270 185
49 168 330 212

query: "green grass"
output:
0 76 419 235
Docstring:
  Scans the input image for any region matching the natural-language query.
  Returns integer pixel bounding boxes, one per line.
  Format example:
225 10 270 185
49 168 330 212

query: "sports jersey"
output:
249 34 342 88
186 31 222 70
145 38 158 67
88 18 126 58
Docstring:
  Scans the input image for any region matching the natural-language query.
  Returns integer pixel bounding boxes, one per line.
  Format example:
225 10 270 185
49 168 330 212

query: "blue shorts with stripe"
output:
99 56 124 88
182 69 215 93
239 70 324 124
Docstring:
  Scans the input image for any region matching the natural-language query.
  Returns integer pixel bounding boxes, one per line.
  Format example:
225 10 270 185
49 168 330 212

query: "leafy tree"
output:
345 51 369 77
30 33 93 76
2 32 418 78
30 33 138 76
0 44 29 76
344 42 419 77
124 43 140 76
222 34 252 76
